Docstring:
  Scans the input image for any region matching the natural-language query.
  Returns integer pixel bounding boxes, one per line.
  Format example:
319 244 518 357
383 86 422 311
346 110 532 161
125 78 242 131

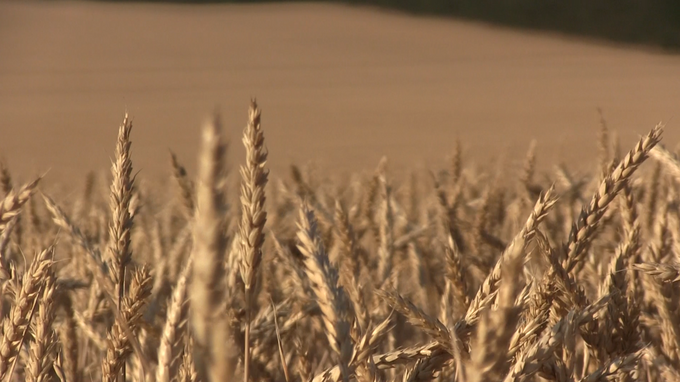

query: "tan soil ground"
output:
1 1 679 186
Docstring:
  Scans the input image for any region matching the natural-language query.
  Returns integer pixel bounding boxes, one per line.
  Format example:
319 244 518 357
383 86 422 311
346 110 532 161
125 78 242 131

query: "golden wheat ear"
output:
190 113 234 382
238 100 269 382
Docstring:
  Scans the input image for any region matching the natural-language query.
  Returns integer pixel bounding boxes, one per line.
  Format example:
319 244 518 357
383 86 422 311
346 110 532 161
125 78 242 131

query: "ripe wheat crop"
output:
0 100 678 382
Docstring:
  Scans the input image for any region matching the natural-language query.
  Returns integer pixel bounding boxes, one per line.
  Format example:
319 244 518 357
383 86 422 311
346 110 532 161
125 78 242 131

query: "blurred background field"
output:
0 1 679 184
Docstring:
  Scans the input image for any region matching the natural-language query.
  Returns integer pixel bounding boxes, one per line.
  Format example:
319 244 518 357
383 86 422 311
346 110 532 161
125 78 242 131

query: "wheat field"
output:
0 100 679 382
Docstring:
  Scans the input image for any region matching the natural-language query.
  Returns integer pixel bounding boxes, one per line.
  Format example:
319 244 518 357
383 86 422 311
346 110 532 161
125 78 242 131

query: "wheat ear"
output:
297 201 352 381
467 234 524 382
107 113 135 295
562 124 663 273
0 247 53 381
461 186 557 339
190 114 233 382
105 113 136 382
0 177 41 234
26 267 57 382
157 257 192 382
101 266 152 382
237 100 269 382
